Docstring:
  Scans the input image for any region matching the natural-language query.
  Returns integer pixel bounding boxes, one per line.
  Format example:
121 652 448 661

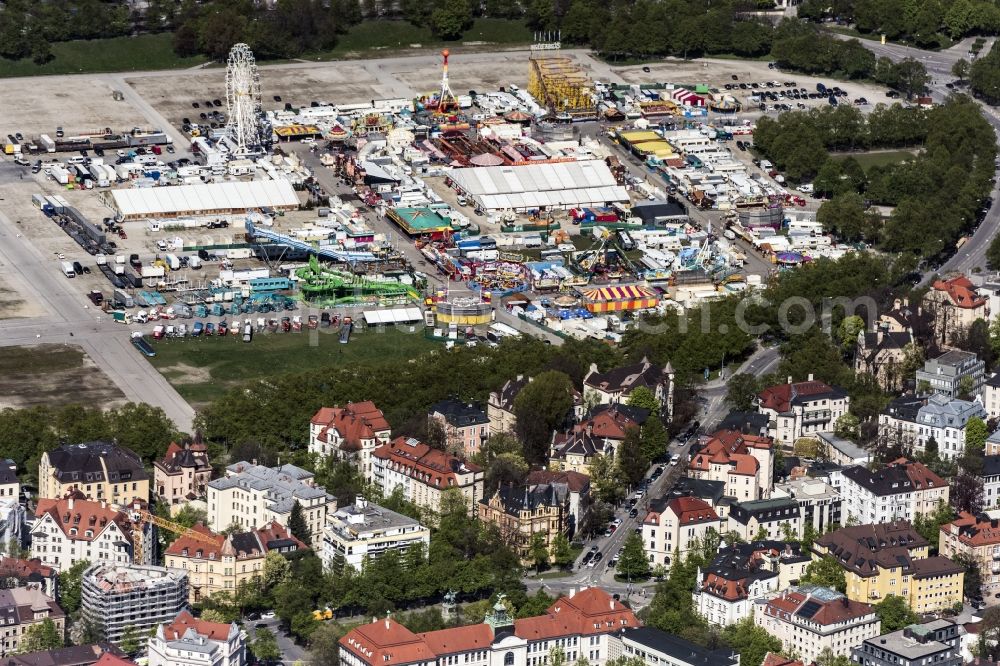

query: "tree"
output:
875 595 919 632
955 552 983 599
529 532 549 573
513 371 575 464
721 617 783 666
801 556 847 592
893 58 930 98
288 500 311 544
953 58 971 81
838 315 866 352
617 426 647 487
120 624 142 656
549 646 568 666
429 0 471 39
18 618 62 653
627 387 660 412
58 559 90 615
988 233 1000 270
815 648 853 666
834 413 860 441
251 627 282 664
951 471 985 513
725 373 760 412
966 417 989 456
552 533 574 569
588 453 626 504
617 532 650 580
640 416 669 466
913 501 955 553
262 550 291 589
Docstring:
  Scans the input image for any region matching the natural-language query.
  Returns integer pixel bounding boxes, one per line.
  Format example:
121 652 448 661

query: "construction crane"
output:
116 503 219 565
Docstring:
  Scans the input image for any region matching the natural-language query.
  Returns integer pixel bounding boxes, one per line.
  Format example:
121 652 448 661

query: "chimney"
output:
807 373 814 382
385 612 391 629
100 499 107 510
786 376 792 385
68 497 74 510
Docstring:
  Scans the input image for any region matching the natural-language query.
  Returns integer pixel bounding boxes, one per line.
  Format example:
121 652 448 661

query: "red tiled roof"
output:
700 572 750 601
34 497 133 543
0 556 55 580
373 437 480 488
668 496 718 525
932 275 987 309
340 618 435 666
764 589 874 625
162 610 233 642
313 402 391 452
762 652 804 666
94 655 137 666
419 624 493 654
690 430 770 475
758 381 841 413
946 511 1000 547
164 523 225 558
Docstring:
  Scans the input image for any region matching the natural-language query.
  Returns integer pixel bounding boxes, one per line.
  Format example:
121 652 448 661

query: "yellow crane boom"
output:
117 504 218 565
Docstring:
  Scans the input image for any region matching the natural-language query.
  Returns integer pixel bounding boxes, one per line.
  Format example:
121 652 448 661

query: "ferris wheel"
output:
225 43 262 154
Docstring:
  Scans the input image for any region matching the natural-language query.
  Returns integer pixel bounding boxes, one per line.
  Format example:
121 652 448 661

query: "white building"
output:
985 374 1000 419
878 393 987 460
207 462 336 550
321 497 430 570
610 628 739 666
0 497 25 551
308 402 391 477
149 610 246 666
757 377 850 444
30 495 153 572
81 563 189 646
772 478 841 533
642 496 721 567
756 585 880 663
837 458 949 526
0 458 19 501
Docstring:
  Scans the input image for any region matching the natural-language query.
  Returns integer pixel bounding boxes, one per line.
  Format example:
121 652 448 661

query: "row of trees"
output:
970 41 1000 104
798 0 1000 45
0 0 130 62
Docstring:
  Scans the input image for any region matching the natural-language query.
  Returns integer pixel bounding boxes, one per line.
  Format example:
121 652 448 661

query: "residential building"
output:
989 431 1000 456
0 458 19 501
986 374 1000 419
816 432 871 467
322 497 429 570
94 655 137 666
727 498 801 542
669 480 729 519
981 457 1000 509
549 405 647 474
0 557 58 597
148 610 246 666
524 470 590 538
488 376 530 435
814 521 964 612
916 350 986 400
0 587 65 656
81 563 188 646
479 484 569 564
30 495 153 572
339 587 640 666
643 496 720 567
164 521 307 604
38 442 150 503
756 585 880 663
717 411 770 438
154 441 212 506
855 328 914 392
924 275 987 348
897 393 986 459
839 459 949 525
688 430 774 501
582 357 675 420
772 478 841 533
693 540 810 626
206 462 335 550
851 620 961 666
371 437 483 516
0 495 25 551
757 377 850 444
429 399 490 457
610 627 739 666
308 402 391 476
1 644 126 666
940 512 1000 597
761 654 804 666
877 298 920 335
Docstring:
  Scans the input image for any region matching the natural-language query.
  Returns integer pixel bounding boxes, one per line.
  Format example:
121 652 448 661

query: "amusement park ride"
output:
416 50 469 133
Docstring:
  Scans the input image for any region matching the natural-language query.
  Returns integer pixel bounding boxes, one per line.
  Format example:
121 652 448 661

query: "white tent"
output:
362 307 423 325
109 180 300 220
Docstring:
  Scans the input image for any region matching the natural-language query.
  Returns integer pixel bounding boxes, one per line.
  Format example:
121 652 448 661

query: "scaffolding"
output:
528 56 596 120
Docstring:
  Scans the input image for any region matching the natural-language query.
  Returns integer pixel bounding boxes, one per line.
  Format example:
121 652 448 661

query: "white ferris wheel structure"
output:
225 43 263 154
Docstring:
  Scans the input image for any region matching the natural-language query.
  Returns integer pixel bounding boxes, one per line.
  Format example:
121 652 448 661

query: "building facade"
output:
855 329 914 393
757 377 850 444
549 406 646 475
878 393 987 460
611 628 739 666
643 496 720 566
688 430 774 501
309 402 391 477
756 585 880 663
727 498 802 542
0 586 65 656
0 557 58 597
371 437 483 516
772 478 841 534
488 376 530 435
850 620 961 666
429 399 490 458
148 610 246 666
838 459 949 525
924 275 987 349
478 484 569 564
206 462 335 550
164 521 307 604
582 357 674 420
38 442 150 504
81 563 188 646
322 497 430 570
154 442 212 506
940 512 1000 597
915 350 986 400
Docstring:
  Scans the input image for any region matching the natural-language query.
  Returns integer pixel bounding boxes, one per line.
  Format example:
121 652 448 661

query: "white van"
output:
760 160 773 171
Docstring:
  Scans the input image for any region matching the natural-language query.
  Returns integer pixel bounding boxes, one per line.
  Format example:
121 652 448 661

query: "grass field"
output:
832 149 918 171
0 344 125 409
148 327 439 406
0 34 207 78
318 19 533 58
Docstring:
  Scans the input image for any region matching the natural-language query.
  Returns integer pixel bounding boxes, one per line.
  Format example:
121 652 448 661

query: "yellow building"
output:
478 484 568 565
39 442 150 504
813 521 964 613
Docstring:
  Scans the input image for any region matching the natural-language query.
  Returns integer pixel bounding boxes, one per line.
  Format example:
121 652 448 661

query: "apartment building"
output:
429 399 489 458
30 495 153 572
838 459 948 525
148 610 246 666
524 470 591 538
757 377 850 444
322 497 429 570
0 458 19 501
643 496 720 566
164 521 307 604
0 557 58 596
81 563 188 646
940 512 1000 597
980 457 1000 509
488 375 530 435
478 484 569 564
756 585 880 663
814 522 964 612
154 441 212 506
851 620 961 666
688 430 774 501
878 393 987 460
206 462 335 550
308 402 391 477
38 442 150 503
0 586 65 656
693 541 810 626
924 275 987 349
1 644 128 666
915 350 986 400
727 498 802 542
339 587 640 666
371 437 483 516
772 478 841 533
549 405 646 474
582 357 675 420
611 628 739 666
855 328 914 393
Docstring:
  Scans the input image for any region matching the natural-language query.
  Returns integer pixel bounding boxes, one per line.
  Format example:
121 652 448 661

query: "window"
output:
505 652 515 666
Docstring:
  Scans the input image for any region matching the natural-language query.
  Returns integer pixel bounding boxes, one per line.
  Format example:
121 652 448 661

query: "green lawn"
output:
316 19 533 58
148 326 439 406
832 149 918 171
0 344 85 374
0 34 206 78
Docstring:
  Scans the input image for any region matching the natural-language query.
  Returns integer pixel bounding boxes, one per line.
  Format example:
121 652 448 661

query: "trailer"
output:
39 135 55 153
113 289 134 308
111 311 132 324
60 261 76 278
